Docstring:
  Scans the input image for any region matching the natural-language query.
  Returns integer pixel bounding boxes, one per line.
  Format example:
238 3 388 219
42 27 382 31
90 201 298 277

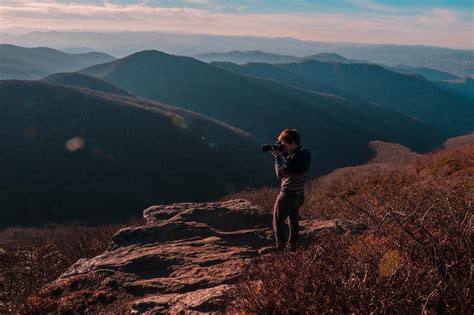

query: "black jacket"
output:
275 146 311 193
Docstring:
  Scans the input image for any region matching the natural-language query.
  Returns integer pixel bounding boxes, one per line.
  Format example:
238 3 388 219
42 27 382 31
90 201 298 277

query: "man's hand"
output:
271 148 282 157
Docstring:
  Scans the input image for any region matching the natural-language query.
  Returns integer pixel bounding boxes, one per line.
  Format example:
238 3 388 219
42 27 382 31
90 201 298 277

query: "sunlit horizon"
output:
1 0 473 49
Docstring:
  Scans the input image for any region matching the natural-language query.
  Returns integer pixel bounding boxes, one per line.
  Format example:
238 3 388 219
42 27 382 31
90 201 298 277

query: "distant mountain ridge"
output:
200 50 461 81
384 65 460 81
210 61 342 96
194 50 300 64
303 53 354 63
79 49 447 175
197 51 359 65
0 44 116 79
1 31 472 76
214 59 474 134
41 72 133 96
0 56 49 80
278 60 474 134
435 78 474 100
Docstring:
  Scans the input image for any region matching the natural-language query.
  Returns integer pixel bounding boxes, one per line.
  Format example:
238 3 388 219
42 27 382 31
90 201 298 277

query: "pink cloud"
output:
1 1 472 48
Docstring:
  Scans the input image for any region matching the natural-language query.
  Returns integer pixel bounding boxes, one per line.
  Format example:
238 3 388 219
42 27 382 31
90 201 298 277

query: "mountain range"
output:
1 31 472 76
435 78 474 100
1 46 473 226
0 43 466 83
195 51 358 65
0 44 116 79
194 50 301 64
0 80 273 226
197 51 462 81
384 65 460 81
76 50 449 172
213 59 474 134
42 72 133 96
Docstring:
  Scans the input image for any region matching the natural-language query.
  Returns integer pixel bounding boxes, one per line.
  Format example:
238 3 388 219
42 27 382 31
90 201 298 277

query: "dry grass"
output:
226 145 473 314
2 144 472 314
0 219 143 314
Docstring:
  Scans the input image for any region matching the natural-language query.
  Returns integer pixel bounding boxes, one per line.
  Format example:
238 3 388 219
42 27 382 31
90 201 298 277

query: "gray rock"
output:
39 199 366 313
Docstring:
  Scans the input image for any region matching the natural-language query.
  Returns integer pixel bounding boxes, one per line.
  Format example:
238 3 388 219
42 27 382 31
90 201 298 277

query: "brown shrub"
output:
222 186 278 212
21 272 128 314
227 145 473 313
0 218 143 313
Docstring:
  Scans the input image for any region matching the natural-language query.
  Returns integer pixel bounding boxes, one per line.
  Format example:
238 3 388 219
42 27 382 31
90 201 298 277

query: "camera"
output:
261 141 286 152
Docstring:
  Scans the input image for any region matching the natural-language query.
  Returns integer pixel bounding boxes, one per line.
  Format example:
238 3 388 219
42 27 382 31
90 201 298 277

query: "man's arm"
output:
275 155 285 179
274 150 308 179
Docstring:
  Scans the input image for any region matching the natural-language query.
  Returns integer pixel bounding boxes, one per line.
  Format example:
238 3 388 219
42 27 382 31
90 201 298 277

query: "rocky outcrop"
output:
27 200 366 314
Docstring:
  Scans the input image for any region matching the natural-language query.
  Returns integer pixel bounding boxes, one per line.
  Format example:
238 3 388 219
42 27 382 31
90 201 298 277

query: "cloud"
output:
183 0 214 5
345 0 410 13
0 0 472 48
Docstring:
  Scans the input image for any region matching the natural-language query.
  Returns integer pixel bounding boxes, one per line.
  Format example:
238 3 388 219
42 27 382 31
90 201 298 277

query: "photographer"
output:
269 129 311 251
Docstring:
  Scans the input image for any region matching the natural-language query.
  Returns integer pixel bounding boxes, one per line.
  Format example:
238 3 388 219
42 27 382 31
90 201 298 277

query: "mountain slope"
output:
211 61 344 97
193 50 300 64
0 44 116 79
267 60 473 134
214 61 467 106
385 65 460 81
41 72 133 96
0 80 272 226
196 50 460 82
0 56 49 80
79 50 447 174
303 53 354 63
195 51 359 65
435 78 474 100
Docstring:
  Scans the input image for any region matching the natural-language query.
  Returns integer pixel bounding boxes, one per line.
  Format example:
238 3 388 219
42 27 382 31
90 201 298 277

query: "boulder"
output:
27 199 366 313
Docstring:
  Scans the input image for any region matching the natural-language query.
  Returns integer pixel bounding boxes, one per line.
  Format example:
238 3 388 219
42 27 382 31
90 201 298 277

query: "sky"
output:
1 0 473 48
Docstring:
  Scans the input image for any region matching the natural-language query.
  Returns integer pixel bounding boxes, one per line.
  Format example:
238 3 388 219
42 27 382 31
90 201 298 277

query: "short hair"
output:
278 129 300 145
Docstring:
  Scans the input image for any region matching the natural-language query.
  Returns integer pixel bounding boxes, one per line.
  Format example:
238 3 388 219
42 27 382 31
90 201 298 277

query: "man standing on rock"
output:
271 129 311 251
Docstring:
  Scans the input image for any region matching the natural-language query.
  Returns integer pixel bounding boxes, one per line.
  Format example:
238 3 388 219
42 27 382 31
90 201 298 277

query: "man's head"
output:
278 129 301 153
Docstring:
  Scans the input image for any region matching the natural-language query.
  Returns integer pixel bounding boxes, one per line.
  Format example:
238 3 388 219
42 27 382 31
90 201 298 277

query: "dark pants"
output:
272 192 305 247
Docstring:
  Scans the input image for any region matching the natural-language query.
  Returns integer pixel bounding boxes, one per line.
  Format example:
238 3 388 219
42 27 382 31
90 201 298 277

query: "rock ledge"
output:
34 199 366 313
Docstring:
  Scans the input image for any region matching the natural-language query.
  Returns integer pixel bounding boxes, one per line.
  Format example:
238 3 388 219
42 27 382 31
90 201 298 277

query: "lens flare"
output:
65 137 86 152
171 115 188 129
